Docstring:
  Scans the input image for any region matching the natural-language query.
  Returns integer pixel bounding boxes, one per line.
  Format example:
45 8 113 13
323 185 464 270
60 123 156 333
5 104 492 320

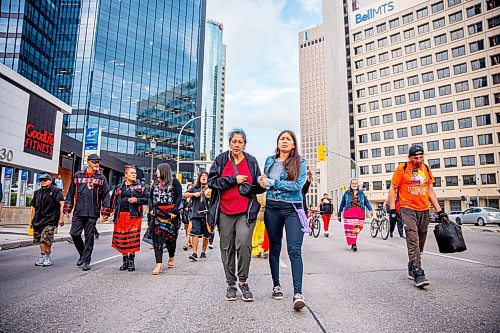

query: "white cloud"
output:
298 0 322 14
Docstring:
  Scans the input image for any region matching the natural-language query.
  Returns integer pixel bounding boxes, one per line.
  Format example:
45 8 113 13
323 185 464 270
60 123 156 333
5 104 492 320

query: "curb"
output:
0 231 114 251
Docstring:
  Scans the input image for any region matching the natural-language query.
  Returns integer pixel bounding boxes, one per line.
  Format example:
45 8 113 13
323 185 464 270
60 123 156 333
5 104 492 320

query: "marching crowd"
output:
28 128 448 310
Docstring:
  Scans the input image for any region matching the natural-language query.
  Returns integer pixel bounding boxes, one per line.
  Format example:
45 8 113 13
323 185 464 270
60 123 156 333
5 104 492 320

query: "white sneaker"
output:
293 293 306 310
42 255 52 267
35 255 45 266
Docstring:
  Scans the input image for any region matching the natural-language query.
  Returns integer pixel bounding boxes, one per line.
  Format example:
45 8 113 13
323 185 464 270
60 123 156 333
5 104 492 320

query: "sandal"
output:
152 264 163 275
167 257 174 268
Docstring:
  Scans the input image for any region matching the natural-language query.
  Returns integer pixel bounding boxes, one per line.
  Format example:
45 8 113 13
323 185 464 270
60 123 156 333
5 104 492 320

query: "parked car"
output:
456 207 500 226
429 212 440 223
447 211 463 223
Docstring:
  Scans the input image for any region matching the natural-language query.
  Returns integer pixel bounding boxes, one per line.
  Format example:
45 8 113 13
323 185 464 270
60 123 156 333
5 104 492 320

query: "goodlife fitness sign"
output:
349 0 428 29
23 95 57 159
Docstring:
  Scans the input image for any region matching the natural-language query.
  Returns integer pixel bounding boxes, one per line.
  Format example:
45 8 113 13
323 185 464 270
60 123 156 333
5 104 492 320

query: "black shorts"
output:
190 217 208 238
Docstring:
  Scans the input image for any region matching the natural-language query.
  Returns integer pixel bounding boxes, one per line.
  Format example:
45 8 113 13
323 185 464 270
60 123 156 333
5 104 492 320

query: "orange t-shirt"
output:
391 163 434 211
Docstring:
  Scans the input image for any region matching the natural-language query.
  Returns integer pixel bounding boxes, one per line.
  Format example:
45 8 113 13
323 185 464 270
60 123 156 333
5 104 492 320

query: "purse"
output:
229 154 254 198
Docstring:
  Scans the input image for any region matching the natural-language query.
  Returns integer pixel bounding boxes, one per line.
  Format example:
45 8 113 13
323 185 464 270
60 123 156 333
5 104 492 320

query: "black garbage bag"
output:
434 220 467 253
142 214 154 245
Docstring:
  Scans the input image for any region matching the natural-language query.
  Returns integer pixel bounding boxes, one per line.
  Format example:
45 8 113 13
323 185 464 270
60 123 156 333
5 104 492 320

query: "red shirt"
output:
220 158 253 215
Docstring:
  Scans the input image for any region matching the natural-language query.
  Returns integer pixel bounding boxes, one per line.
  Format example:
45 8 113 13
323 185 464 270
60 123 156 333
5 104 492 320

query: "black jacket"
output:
104 181 148 222
207 151 266 227
31 185 65 227
64 169 110 218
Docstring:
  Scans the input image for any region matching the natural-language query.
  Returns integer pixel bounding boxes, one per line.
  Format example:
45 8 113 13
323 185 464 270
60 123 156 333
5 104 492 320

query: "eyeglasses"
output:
89 160 100 164
40 179 51 182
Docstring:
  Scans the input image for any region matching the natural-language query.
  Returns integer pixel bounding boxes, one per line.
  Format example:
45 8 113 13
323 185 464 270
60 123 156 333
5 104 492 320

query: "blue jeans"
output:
264 200 304 294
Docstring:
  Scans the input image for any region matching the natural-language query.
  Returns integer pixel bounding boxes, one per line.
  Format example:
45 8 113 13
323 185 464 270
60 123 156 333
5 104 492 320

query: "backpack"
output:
402 162 433 182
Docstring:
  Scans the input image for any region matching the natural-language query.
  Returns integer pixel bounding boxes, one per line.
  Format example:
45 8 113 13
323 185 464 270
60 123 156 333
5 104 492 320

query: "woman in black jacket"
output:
207 129 265 302
106 165 148 271
149 163 182 275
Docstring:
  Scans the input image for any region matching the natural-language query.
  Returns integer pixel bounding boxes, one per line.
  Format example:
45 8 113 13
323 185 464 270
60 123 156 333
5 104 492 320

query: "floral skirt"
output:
153 205 181 250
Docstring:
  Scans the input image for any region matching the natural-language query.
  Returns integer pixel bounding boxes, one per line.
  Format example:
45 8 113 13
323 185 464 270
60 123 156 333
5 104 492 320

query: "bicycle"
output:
370 208 389 240
308 210 321 238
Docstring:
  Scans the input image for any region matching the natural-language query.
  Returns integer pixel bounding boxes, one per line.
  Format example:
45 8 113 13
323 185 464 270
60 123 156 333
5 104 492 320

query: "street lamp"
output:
176 115 215 178
150 138 157 184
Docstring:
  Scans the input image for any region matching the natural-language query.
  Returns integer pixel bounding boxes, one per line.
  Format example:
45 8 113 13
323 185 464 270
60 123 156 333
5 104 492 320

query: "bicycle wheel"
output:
308 217 313 236
370 219 378 238
312 218 321 238
380 218 390 240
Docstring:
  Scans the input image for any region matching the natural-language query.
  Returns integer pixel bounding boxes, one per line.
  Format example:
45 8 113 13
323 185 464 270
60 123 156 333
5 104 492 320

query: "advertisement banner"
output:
1 167 13 206
16 169 28 207
81 128 102 169
349 0 428 29
23 94 57 160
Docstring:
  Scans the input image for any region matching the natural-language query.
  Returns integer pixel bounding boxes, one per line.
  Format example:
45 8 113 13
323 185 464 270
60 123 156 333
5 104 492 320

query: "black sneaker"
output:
351 244 358 252
272 286 284 300
239 283 254 302
200 252 207 259
407 262 414 280
82 262 91 271
293 293 306 310
77 257 84 267
413 268 429 288
225 286 238 301
400 235 406 239
390 232 394 238
189 253 198 261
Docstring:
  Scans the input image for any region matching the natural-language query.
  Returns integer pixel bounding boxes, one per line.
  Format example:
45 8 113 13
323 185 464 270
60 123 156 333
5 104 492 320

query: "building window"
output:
449 11 463 24
382 98 392 108
371 132 381 141
378 37 388 47
410 108 422 119
411 125 423 135
398 144 408 155
362 182 370 190
444 157 457 168
469 40 485 53
429 158 440 169
357 89 365 98
446 176 459 186
381 82 391 92
436 50 449 62
373 181 383 190
389 18 400 29
466 4 481 18
459 136 474 147
358 104 367 113
422 71 434 83
384 129 394 140
439 85 452 96
478 133 493 145
394 79 405 89
404 29 415 39
407 59 418 70
491 54 500 66
380 67 390 77
471 58 486 71
437 67 450 78
360 166 369 175
461 155 475 166
368 85 378 95
367 56 376 66
393 63 403 73
372 148 382 158
468 22 483 35
443 138 456 149
422 88 435 100
418 23 430 34
432 1 444 13
385 163 395 172
370 116 380 126
476 114 491 126
425 105 437 116
355 60 364 69
421 55 433 66
373 165 382 174
377 23 387 33
360 150 369 159
487 199 500 209
433 17 445 29
427 140 439 151
434 177 442 187
395 95 406 105
368 71 377 80
455 81 469 92
384 146 395 156
366 42 375 52
354 46 363 55
396 111 407 121
365 27 374 37
463 175 476 186
457 99 471 110
369 101 380 110
473 77 488 89
397 127 408 138
479 153 495 165
390 33 401 43
452 46 466 58
379 52 389 62
439 102 452 114
448 0 461 7
450 28 464 41
474 95 489 107
426 123 438 134
403 13 414 24
353 32 362 41
359 134 368 143
408 91 420 102
358 119 367 128
434 34 447 46
458 117 472 129
383 114 393 123
454 63 467 75
442 120 454 131
487 1 500 10
481 174 497 185
356 74 365 83
392 48 403 58
419 39 431 50
489 35 500 47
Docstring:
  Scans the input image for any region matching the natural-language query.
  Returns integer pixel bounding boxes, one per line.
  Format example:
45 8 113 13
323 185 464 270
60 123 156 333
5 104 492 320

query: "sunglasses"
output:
89 160 100 164
40 179 51 182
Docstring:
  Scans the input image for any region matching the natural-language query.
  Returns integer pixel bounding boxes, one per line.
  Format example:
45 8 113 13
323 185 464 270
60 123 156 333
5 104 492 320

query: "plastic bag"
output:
433 220 467 253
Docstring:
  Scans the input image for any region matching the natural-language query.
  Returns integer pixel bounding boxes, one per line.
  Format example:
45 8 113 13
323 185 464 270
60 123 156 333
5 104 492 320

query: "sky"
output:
206 0 323 165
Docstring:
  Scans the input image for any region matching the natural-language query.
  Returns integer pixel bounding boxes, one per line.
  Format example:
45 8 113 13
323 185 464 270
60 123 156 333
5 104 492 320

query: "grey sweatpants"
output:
400 207 430 269
218 212 255 285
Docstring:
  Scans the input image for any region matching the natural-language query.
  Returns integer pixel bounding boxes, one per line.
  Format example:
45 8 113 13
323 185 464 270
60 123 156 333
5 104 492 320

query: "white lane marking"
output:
91 254 122 266
279 258 288 268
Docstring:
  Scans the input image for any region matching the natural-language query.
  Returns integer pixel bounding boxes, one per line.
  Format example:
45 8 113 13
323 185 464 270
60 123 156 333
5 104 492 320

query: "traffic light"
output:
317 145 326 162
342 184 347 192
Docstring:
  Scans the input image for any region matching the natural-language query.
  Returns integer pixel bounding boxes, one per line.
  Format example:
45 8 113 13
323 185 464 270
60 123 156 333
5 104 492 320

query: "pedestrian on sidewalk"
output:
64 154 109 271
337 178 373 252
149 163 182 275
260 130 308 311
207 129 265 302
54 175 63 191
30 173 65 267
181 183 193 251
105 165 148 271
316 192 335 237
389 145 447 288
184 172 211 261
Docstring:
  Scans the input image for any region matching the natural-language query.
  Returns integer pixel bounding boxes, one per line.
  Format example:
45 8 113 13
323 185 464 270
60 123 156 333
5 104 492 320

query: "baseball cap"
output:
408 145 424 157
87 154 101 162
39 173 52 181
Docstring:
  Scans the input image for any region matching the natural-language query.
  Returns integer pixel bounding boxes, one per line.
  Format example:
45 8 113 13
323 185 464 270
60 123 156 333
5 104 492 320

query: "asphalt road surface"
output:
0 223 499 333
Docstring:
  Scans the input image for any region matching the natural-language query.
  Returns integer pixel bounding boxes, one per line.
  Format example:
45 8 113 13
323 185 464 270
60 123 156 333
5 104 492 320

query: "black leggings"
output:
154 242 176 263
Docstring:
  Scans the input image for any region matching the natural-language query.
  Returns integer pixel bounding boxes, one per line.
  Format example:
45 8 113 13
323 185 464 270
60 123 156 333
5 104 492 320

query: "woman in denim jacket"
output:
259 130 307 311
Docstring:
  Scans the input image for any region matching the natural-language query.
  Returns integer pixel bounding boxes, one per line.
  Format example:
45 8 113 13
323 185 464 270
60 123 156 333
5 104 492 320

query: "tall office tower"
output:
200 19 223 164
220 43 226 153
299 25 328 208
347 0 500 210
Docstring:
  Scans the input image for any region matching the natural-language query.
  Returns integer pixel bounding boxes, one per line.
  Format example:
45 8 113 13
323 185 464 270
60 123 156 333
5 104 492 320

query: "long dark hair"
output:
194 171 208 188
275 130 301 181
156 163 173 187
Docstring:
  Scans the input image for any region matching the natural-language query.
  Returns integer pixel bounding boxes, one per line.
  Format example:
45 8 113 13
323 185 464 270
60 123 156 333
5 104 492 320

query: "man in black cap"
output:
64 154 109 271
30 173 65 266
388 145 447 288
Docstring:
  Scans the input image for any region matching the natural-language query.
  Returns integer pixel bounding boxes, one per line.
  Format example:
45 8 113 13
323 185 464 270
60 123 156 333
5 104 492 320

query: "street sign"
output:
81 128 102 169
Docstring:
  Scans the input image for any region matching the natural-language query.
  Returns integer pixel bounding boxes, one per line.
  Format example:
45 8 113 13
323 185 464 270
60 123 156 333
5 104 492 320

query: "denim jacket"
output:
337 189 373 217
263 155 307 203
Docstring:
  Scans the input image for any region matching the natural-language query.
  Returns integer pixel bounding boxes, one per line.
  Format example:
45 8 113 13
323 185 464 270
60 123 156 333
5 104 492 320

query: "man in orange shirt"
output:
389 145 447 288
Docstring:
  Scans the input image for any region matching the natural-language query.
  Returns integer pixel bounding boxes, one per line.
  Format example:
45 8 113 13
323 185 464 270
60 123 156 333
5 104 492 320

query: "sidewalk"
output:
0 221 122 251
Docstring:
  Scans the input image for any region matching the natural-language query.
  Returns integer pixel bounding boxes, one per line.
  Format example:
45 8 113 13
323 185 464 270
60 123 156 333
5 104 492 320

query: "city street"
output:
0 224 499 333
